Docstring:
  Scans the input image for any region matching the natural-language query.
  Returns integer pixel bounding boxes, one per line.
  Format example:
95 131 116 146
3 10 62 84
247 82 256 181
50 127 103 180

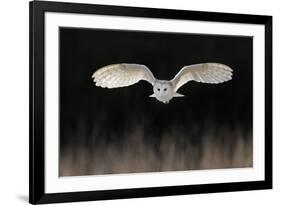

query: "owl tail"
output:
149 93 184 98
173 92 184 97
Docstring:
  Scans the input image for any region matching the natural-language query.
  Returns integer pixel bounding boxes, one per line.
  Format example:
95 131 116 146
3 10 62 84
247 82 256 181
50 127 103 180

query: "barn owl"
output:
92 63 233 104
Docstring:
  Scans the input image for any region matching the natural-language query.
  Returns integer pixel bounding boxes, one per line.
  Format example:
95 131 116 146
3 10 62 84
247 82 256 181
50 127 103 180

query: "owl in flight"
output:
92 63 233 104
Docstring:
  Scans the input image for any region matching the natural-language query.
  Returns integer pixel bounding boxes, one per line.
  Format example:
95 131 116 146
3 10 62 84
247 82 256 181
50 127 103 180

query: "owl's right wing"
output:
92 63 156 88
172 63 233 91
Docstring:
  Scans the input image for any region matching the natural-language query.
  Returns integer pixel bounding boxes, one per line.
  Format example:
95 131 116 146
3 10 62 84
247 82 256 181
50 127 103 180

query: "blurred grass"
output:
59 122 252 176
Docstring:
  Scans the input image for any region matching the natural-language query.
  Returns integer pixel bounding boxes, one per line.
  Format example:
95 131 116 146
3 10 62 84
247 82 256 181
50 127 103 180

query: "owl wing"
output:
172 63 233 91
92 63 156 88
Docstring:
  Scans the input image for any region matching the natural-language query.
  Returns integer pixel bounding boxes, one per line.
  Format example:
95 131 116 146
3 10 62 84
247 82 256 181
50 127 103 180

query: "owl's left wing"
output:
92 63 156 88
172 63 233 91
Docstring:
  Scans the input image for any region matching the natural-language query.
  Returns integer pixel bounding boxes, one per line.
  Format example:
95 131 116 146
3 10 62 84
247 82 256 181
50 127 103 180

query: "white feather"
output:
171 63 233 91
92 63 156 88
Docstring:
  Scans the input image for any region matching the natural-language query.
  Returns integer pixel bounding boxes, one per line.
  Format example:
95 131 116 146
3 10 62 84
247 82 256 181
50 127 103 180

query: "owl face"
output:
153 81 174 103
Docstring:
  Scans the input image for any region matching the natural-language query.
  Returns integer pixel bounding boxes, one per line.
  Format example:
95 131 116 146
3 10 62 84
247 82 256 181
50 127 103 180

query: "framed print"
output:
29 0 272 204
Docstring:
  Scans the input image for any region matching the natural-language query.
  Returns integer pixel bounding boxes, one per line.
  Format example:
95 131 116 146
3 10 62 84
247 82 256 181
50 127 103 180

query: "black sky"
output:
59 27 253 150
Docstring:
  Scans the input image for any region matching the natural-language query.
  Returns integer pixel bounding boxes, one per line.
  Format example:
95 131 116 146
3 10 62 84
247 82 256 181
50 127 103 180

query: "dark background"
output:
59 27 253 176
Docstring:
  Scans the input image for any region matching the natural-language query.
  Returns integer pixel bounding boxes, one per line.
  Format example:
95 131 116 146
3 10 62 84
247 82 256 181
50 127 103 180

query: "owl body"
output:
151 80 182 104
92 63 233 104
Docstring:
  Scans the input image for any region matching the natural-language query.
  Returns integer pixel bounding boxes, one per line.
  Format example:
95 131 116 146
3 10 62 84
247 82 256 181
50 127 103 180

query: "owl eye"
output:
164 88 167 91
157 88 160 92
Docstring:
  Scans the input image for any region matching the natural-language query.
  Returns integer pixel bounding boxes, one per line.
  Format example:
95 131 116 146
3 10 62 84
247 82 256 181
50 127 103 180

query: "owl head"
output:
152 81 174 103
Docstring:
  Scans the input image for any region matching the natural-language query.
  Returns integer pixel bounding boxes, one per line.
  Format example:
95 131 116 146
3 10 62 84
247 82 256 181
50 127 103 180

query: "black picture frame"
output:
29 1 272 204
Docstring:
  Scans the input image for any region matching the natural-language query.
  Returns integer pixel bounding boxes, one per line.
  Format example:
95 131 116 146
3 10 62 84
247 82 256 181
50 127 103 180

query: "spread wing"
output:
172 63 233 91
92 63 156 88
